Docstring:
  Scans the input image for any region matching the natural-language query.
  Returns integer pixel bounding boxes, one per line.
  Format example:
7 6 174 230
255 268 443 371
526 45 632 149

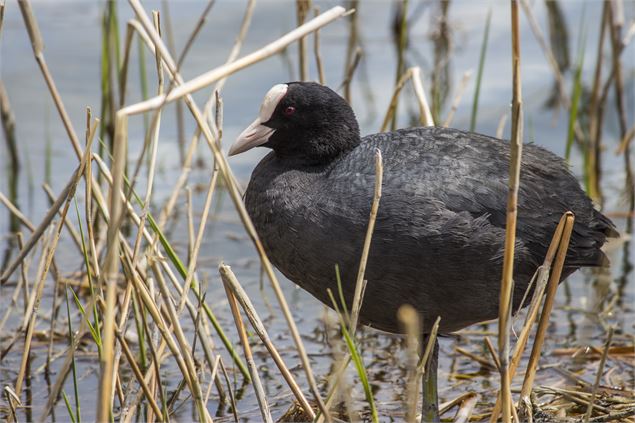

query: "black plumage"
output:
232 82 617 335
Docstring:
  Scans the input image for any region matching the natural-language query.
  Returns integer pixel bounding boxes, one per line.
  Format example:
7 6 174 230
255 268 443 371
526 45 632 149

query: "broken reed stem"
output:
584 327 615 423
218 264 314 418
519 213 575 414
444 70 472 127
1 169 82 283
0 81 19 228
349 149 383 333
416 316 441 422
484 337 502 372
416 317 441 373
439 392 477 416
380 66 434 132
222 274 273 423
410 67 435 127
455 347 497 370
454 393 478 423
498 2 524 422
125 2 343 417
0 235 28 335
0 192 35 233
489 212 570 422
42 184 83 253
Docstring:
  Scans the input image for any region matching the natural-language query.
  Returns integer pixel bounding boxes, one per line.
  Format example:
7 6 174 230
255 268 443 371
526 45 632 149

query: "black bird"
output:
228 82 617 420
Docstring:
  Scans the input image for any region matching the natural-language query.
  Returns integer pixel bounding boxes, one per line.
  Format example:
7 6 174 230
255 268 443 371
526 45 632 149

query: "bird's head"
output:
228 82 360 164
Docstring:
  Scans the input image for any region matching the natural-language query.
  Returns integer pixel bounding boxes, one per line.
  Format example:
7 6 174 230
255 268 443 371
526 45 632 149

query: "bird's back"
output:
245 126 616 333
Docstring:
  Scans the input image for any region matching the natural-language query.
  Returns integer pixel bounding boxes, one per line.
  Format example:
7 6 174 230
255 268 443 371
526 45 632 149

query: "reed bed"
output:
0 1 633 422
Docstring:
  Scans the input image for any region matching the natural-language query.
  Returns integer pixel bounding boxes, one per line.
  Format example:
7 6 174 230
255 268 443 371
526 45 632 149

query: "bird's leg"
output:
420 335 440 423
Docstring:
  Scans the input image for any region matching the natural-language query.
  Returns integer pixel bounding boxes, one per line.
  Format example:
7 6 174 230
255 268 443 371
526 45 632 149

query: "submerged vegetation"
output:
0 0 633 422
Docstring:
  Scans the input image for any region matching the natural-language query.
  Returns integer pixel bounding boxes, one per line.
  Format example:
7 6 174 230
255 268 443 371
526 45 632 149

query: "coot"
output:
228 82 617 419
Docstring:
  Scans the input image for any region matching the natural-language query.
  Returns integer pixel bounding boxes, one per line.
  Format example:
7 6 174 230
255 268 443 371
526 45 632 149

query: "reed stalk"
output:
583 327 614 423
219 264 314 418
222 277 272 423
349 149 382 332
342 47 362 103
489 212 571 422
0 81 19 236
519 213 575 417
161 0 185 164
380 66 434 132
498 2 524 422
96 110 127 423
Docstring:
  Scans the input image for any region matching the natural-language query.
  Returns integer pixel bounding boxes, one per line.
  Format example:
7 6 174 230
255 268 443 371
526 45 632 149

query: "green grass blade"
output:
565 12 587 162
65 287 81 423
69 287 100 349
328 289 379 423
334 264 350 325
62 391 77 423
470 7 492 132
74 198 102 353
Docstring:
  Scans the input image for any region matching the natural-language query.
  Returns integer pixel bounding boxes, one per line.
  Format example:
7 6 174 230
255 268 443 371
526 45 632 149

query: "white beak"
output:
228 118 275 156
228 83 288 157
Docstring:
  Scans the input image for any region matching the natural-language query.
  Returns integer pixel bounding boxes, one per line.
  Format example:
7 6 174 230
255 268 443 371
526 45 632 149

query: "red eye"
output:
283 106 296 116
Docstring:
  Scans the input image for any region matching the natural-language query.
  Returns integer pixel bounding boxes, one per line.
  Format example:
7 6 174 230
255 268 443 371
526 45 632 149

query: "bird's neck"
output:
271 129 360 166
